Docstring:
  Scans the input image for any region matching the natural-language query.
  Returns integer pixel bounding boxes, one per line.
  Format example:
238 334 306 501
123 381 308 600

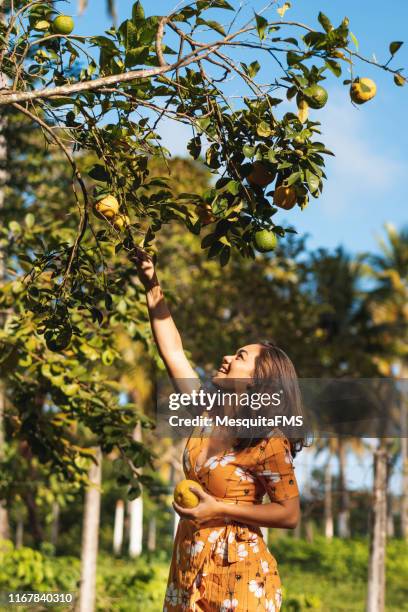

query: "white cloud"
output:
315 89 405 217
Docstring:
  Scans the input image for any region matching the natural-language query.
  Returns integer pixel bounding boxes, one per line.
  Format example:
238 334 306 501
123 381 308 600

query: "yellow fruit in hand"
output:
273 185 297 210
52 15 74 35
174 479 203 509
93 195 119 220
247 161 276 188
350 78 377 104
112 214 130 231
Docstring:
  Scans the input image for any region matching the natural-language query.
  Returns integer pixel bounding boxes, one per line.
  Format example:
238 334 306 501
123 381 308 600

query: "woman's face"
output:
212 344 263 388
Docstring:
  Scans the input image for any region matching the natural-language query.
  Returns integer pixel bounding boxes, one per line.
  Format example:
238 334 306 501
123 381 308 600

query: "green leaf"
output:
255 13 268 41
132 1 145 22
197 0 234 9
201 233 216 248
196 18 225 36
350 31 359 51
9 221 21 234
325 59 342 77
306 169 319 193
243 145 255 158
88 164 110 182
286 171 301 186
257 121 272 137
389 41 403 56
125 46 149 68
318 12 333 32
394 73 406 87
287 51 302 66
187 136 201 160
248 60 260 78
226 180 240 196
220 246 231 267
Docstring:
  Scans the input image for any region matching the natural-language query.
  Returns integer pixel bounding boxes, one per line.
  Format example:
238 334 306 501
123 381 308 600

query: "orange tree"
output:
0 1 405 492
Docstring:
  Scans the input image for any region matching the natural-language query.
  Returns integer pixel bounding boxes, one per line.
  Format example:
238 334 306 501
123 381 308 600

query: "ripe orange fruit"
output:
247 161 276 188
350 78 377 104
174 479 203 508
93 195 119 220
253 229 278 253
52 15 74 35
273 185 297 210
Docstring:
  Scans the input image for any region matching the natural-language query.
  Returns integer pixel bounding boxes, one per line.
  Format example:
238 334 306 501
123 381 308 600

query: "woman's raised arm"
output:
130 248 200 394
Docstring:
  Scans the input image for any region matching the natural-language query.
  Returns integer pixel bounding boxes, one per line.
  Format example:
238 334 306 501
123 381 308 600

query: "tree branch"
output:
155 16 169 68
11 102 89 291
0 27 253 107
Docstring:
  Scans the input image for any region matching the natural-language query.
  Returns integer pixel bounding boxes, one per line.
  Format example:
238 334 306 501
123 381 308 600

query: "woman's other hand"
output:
172 487 226 526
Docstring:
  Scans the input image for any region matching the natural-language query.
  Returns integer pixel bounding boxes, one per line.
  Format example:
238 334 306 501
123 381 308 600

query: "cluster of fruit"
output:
93 195 130 231
33 14 75 35
296 78 376 123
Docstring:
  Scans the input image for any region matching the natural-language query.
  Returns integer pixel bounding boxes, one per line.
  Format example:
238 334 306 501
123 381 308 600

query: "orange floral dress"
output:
163 424 300 612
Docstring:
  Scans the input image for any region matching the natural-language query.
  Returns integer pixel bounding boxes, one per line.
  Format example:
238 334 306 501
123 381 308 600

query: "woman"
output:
132 248 303 612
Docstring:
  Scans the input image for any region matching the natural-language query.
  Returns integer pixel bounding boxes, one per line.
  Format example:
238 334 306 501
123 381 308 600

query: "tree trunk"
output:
15 518 24 549
147 516 156 552
0 12 10 542
400 389 408 540
324 455 334 539
305 520 314 543
113 500 124 556
337 439 350 538
293 513 301 539
50 501 60 549
128 422 143 558
366 444 388 612
79 447 102 612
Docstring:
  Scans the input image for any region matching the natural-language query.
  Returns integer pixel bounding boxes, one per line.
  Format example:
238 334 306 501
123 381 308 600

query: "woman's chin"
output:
211 374 235 390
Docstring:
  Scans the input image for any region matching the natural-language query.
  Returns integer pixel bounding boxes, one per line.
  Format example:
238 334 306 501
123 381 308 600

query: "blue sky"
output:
70 0 408 256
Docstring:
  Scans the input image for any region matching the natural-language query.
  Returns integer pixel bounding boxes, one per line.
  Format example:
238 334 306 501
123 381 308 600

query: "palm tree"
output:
367 224 408 540
308 247 383 537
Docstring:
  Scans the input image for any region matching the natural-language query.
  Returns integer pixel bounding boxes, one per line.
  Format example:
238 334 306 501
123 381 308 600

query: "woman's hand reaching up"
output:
129 247 158 290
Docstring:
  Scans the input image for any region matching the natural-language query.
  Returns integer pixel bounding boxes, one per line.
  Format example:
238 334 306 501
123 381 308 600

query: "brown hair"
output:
231 340 306 458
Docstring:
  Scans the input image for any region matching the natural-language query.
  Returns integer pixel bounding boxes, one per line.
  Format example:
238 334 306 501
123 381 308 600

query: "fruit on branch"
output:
174 479 203 508
253 229 278 253
273 185 297 210
112 214 130 231
197 203 216 226
350 78 377 104
247 161 276 188
93 195 119 220
297 84 328 110
52 15 75 35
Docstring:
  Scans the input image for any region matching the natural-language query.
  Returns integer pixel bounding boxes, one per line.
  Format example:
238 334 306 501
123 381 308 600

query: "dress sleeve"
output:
251 434 300 502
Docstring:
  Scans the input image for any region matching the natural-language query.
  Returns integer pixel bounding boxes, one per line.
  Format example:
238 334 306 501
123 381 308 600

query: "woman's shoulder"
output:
249 429 293 463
